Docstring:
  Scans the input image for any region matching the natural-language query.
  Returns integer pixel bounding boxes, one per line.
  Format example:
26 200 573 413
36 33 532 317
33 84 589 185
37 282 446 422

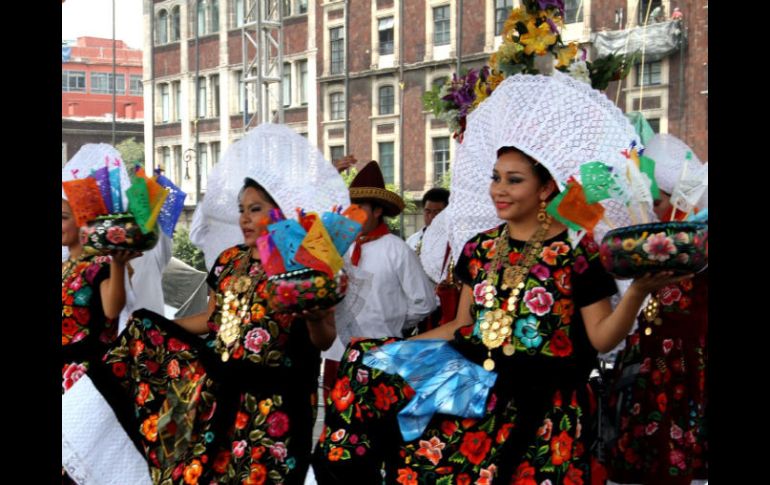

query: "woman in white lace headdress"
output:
312 72 691 485
63 124 349 485
606 134 708 485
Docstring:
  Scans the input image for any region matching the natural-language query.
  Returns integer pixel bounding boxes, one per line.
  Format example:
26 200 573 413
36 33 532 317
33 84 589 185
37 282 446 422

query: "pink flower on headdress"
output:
642 232 677 262
276 281 300 306
106 226 127 244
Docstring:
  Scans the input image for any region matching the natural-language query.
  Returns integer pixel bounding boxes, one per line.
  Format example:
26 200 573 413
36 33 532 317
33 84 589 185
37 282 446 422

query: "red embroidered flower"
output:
106 226 127 244
167 338 190 352
112 362 126 378
459 431 492 465
331 376 354 412
373 383 398 411
512 461 537 485
266 411 290 437
554 267 572 295
564 463 584 485
496 422 514 444
440 420 458 437
396 467 417 485
212 450 231 474
551 430 574 465
550 329 573 357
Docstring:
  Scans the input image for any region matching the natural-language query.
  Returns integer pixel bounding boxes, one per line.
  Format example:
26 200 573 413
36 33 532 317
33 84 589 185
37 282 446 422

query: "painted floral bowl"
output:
81 213 159 255
265 268 348 314
599 221 708 279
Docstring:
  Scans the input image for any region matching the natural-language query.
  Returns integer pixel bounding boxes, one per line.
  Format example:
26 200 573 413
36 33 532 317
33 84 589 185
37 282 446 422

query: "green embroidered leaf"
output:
152 470 163 483
268 470 283 481
268 321 280 337
267 350 282 364
249 429 265 442
340 405 353 424
560 414 571 431
449 451 466 464
261 438 275 447
536 444 550 457
541 465 555 473
245 394 258 413
273 395 283 407
436 476 454 485
192 443 206 455
479 415 496 433
254 412 266 426
341 449 352 460
648 411 662 421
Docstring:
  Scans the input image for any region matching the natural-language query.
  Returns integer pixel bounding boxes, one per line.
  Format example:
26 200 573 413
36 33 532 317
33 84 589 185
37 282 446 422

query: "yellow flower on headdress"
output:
520 21 558 56
556 42 578 68
489 52 499 70
502 8 531 37
487 70 504 91
473 79 490 108
539 8 565 29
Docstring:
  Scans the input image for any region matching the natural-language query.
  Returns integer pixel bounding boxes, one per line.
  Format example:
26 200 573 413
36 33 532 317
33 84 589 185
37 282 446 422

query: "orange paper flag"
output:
557 179 605 232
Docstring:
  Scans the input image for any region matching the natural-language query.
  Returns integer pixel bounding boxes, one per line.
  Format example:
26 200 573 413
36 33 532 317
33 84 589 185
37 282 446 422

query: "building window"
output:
62 70 86 92
495 0 513 35
173 145 183 184
282 63 292 107
160 84 170 122
157 10 168 44
283 0 292 16
173 81 181 121
636 61 662 86
211 75 220 116
433 6 450 46
171 6 181 41
197 1 207 35
378 85 394 115
299 60 308 105
129 75 143 96
378 17 394 55
211 141 221 165
162 147 171 173
330 92 345 120
433 137 450 184
564 0 584 24
210 0 220 32
91 72 125 95
330 145 345 163
236 70 245 113
235 0 245 27
638 0 662 24
330 27 344 75
198 143 209 187
432 76 448 90
297 0 308 14
647 118 660 133
197 77 207 118
379 142 395 185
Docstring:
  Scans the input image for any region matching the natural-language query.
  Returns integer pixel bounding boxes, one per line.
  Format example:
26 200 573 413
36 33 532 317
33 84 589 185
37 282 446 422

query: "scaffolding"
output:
241 0 284 131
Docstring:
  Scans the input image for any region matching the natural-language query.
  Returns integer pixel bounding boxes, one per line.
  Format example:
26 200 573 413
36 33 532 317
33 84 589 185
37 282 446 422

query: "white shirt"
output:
323 233 437 361
405 227 425 252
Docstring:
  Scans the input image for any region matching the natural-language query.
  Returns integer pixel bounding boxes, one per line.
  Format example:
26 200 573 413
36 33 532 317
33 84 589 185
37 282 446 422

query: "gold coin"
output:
491 321 500 330
484 293 494 301
512 289 520 296
488 331 498 341
644 327 652 336
500 327 510 336
483 358 495 371
484 300 494 308
503 344 516 356
480 322 490 331
221 350 230 362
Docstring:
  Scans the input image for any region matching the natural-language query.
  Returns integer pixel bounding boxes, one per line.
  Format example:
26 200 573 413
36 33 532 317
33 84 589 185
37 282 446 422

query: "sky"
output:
62 0 144 49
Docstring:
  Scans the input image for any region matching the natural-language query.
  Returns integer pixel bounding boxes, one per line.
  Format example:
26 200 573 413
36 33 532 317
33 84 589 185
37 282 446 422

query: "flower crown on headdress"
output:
423 0 638 141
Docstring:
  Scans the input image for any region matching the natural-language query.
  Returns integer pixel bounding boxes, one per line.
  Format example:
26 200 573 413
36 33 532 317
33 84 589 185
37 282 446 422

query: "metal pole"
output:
195 0 201 203
456 0 463 74
398 0 405 237
344 0 349 155
112 0 116 145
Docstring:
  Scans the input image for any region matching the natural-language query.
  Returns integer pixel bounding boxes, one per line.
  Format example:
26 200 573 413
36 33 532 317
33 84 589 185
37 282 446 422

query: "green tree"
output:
172 226 206 271
116 137 145 172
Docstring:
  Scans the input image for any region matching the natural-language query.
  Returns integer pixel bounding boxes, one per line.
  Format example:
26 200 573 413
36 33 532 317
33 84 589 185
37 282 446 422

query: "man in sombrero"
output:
321 161 436 394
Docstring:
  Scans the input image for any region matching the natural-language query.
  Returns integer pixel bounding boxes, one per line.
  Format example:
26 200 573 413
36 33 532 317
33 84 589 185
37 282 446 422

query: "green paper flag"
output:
638 155 660 199
580 161 623 204
126 178 153 234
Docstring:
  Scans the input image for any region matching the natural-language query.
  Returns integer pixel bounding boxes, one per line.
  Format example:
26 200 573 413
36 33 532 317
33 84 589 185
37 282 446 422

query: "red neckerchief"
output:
351 222 390 266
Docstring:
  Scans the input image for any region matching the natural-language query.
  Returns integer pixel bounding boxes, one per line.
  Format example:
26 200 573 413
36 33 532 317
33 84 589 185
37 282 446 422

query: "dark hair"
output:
240 177 279 207
496 146 553 186
422 187 450 205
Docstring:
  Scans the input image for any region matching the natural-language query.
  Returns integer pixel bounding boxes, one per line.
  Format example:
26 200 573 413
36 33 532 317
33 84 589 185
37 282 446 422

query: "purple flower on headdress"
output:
545 17 560 34
537 0 565 15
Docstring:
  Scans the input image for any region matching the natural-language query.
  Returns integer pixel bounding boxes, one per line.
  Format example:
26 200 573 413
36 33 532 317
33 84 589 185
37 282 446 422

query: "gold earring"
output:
537 200 547 222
